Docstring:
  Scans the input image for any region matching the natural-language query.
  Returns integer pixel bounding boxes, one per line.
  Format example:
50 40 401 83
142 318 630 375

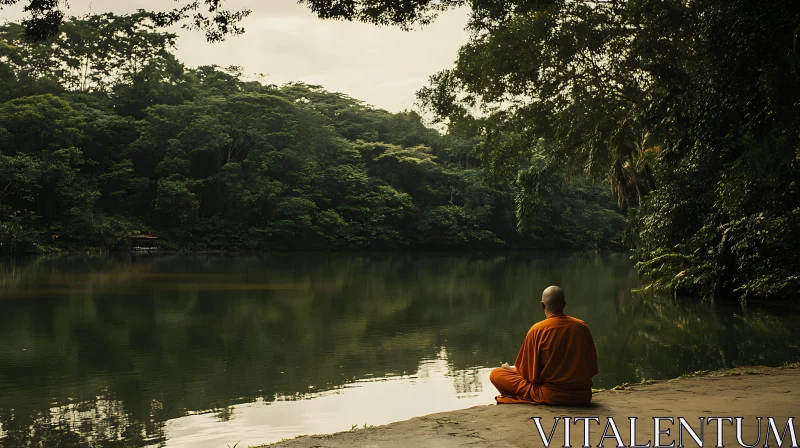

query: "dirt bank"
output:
259 365 800 448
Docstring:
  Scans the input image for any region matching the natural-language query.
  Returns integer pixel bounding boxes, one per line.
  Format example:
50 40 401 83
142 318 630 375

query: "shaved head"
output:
541 285 566 314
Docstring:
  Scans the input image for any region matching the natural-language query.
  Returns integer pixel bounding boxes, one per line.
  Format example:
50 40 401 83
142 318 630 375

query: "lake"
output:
1 252 799 447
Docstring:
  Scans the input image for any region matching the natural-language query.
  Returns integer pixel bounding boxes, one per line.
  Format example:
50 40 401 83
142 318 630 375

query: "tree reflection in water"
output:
1 253 798 447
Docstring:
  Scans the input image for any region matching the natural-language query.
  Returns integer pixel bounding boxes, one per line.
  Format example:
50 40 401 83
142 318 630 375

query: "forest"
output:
0 13 625 256
3 0 800 301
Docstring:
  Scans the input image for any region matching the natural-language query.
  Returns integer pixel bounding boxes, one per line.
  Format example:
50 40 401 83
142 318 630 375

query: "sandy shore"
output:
259 365 800 448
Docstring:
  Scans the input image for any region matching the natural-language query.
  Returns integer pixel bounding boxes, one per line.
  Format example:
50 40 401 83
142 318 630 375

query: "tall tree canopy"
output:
5 0 797 300
300 0 800 301
0 0 251 41
0 13 625 254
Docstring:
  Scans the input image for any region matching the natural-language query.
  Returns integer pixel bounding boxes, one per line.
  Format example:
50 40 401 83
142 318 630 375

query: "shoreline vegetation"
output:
3 2 800 302
0 15 626 258
259 364 800 448
0 246 628 256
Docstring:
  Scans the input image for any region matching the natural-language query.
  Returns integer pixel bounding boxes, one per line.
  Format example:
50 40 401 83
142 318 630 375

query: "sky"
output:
0 0 470 112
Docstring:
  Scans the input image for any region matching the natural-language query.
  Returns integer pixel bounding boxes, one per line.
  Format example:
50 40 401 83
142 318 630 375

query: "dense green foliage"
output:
302 0 800 301
0 14 625 253
4 0 799 300
0 0 251 42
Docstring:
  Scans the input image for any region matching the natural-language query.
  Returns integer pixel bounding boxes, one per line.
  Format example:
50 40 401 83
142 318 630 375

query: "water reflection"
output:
0 253 798 448
165 356 496 448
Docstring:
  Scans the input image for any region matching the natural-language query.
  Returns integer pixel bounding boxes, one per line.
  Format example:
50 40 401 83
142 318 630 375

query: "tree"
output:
0 0 251 41
1 13 626 254
296 0 800 300
299 1 800 299
0 13 184 93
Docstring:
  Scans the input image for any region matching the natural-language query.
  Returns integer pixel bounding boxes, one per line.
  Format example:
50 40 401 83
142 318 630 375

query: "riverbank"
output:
260 365 800 448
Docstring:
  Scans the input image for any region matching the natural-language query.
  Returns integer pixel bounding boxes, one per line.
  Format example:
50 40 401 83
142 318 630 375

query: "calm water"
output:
1 252 799 447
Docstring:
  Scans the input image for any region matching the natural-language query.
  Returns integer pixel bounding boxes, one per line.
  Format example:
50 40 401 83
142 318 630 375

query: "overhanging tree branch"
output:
0 0 251 41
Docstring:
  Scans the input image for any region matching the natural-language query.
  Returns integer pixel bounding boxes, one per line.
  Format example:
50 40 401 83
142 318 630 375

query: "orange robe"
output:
490 313 598 405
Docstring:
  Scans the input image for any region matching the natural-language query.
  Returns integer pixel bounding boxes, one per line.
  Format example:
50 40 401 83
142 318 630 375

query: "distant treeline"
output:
0 14 625 253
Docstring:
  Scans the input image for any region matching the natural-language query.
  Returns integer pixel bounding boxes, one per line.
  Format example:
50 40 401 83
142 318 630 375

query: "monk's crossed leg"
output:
490 368 533 399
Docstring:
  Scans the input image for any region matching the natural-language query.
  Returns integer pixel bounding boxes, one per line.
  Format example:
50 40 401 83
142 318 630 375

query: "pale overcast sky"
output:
1 0 470 112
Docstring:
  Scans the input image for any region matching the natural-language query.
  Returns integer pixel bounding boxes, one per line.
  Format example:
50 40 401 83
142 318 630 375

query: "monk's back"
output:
531 314 597 399
489 286 599 406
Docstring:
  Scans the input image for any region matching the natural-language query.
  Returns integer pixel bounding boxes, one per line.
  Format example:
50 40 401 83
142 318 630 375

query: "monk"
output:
489 285 598 405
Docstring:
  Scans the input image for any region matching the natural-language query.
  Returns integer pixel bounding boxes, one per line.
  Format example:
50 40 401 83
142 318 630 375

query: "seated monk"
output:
490 285 598 405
